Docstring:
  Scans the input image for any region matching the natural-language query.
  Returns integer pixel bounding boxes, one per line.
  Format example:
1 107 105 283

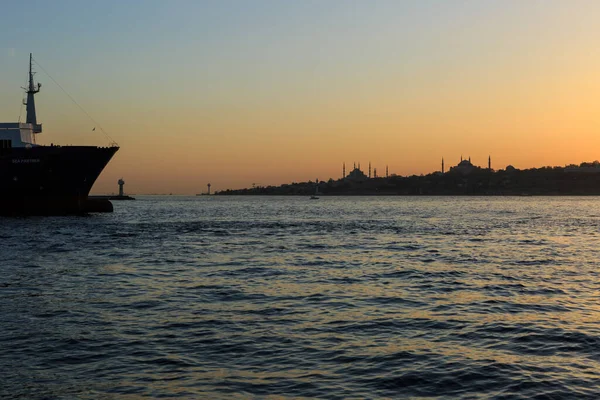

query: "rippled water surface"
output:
2 196 600 399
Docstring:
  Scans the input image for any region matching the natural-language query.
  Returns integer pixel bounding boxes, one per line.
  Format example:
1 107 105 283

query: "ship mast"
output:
24 53 42 133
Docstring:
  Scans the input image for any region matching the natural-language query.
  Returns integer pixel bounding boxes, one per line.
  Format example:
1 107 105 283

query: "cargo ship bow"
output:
0 54 119 215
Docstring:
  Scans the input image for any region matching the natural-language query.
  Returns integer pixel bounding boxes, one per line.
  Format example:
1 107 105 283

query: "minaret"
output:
369 162 371 178
442 157 445 173
343 162 346 178
358 162 361 171
374 168 377 178
488 156 491 170
386 165 389 178
207 183 211 195
354 162 356 169
24 53 42 133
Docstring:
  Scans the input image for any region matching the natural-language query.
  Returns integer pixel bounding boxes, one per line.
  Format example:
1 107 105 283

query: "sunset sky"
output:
2 1 600 194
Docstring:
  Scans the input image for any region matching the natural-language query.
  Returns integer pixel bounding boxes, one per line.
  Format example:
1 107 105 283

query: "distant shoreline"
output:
215 163 600 197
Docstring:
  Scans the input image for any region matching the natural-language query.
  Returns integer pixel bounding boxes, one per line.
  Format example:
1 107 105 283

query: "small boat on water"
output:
310 180 319 199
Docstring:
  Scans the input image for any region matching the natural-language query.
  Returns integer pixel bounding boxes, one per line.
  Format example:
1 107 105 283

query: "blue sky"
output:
2 1 600 193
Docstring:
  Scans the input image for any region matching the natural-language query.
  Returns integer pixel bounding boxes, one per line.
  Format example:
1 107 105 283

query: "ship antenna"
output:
29 53 37 92
23 53 42 133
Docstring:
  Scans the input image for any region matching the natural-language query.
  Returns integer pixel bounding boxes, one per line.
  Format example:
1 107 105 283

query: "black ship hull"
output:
0 145 118 215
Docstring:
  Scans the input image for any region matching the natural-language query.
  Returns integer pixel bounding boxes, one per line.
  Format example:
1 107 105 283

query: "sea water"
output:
1 196 600 399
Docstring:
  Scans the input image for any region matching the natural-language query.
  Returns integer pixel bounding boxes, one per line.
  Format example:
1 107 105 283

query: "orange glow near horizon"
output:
2 2 600 194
